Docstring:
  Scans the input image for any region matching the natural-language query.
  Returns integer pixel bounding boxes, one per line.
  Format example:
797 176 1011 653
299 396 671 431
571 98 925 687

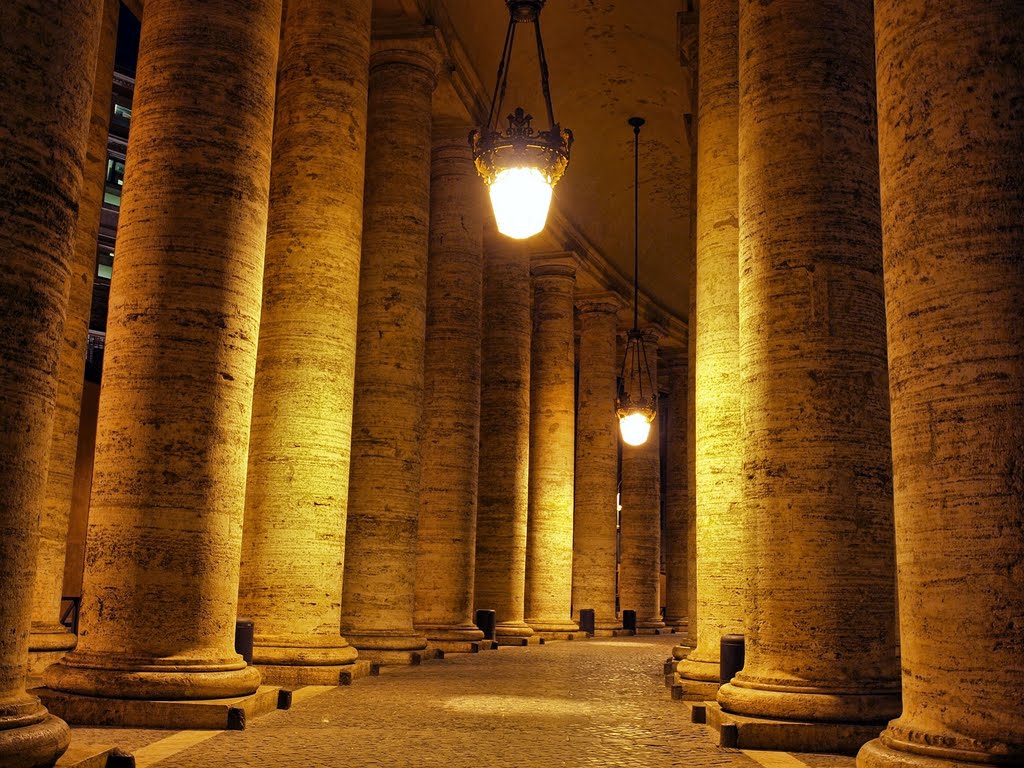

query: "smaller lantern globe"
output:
489 166 554 239
619 409 655 447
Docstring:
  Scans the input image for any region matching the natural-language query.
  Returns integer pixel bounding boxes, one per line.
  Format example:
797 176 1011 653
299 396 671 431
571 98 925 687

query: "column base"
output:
31 685 282 730
672 643 693 661
255 660 378 687
635 627 671 635
526 619 580 638
674 656 722 701
664 617 688 634
355 648 443 666
417 624 485 653
0 699 70 768
592 628 631 638
28 624 78 679
495 635 545 647
693 701 887 754
858 727 1024 768
531 630 589 642
719 677 902 724
252 635 359 668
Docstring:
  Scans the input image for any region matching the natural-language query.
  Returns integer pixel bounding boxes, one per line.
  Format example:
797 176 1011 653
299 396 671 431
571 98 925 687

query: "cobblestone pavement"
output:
67 635 857 768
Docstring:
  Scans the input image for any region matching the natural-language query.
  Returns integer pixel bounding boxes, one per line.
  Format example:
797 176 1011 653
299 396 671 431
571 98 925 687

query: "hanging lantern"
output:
616 117 657 446
470 0 573 240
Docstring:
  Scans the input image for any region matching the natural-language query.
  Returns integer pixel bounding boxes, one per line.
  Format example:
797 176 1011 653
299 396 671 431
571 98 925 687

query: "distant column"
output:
0 0 100 762
662 347 688 634
414 127 486 653
618 329 664 633
525 254 580 638
237 0 371 685
341 34 438 665
571 293 623 635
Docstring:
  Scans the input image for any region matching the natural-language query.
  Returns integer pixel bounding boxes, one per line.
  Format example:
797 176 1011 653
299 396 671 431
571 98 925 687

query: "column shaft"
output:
619 333 663 631
46 0 281 702
341 39 437 663
474 229 535 643
413 128 485 650
237 0 370 684
0 0 100 761
663 349 688 633
859 3 1023 767
718 0 900 737
29 0 118 675
525 255 579 636
571 294 622 633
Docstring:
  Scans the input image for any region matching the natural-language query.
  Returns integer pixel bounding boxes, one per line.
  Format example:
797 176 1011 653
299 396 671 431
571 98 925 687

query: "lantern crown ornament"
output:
470 0 573 240
616 117 658 447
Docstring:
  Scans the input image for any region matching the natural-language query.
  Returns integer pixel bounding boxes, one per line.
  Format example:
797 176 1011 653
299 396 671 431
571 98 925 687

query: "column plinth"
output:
45 0 280 704
662 348 689 635
525 255 580 636
572 293 624 633
341 37 439 663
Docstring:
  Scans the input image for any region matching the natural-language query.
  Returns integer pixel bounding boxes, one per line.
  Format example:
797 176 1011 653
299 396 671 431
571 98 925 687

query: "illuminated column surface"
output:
237 0 370 685
716 0 901 748
45 0 280 707
525 254 581 638
413 127 486 653
28 0 118 677
571 293 623 635
619 329 664 633
341 35 438 665
859 3 1023 767
662 347 689 636
474 229 537 646
0 0 100 762
675 0 745 700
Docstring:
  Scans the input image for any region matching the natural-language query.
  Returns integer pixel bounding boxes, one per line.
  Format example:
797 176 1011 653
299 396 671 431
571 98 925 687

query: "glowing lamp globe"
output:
489 167 554 239
619 409 655 447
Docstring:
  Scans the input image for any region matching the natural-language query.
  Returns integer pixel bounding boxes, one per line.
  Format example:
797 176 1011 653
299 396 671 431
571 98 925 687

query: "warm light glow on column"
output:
619 410 654 446
489 167 553 239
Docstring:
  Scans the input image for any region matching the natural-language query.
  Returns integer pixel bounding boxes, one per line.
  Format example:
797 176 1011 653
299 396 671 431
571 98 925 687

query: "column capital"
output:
531 252 579 279
576 291 623 316
370 26 442 81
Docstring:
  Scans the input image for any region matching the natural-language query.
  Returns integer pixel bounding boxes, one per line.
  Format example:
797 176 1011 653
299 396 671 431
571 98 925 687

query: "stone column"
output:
716 0 901 748
525 254 580 638
413 126 486 653
0 1 100 762
683 260 698 655
28 0 118 677
619 330 664 633
236 0 370 686
859 4 1023 768
571 293 623 635
474 228 536 646
675 0 745 700
662 347 688 635
45 0 280 706
341 34 438 665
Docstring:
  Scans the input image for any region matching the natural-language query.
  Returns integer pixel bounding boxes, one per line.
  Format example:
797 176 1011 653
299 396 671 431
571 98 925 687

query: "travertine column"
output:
0 1 100 761
619 330 664 633
237 0 370 685
413 127 486 652
341 36 437 664
571 293 623 634
859 4 1023 767
662 348 688 634
525 254 580 637
28 0 118 676
717 0 901 741
683 261 698 655
46 0 280 702
474 228 536 645
675 0 745 699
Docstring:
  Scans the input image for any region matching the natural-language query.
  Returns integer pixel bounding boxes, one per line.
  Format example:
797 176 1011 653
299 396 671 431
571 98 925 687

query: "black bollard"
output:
622 609 637 633
720 634 745 684
235 618 255 664
579 608 596 636
475 609 497 640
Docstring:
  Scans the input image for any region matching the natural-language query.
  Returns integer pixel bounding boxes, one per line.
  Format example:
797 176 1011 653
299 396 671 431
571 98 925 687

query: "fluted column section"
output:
662 348 688 634
619 330 663 632
413 127 485 651
525 254 579 636
859 4 1023 767
28 0 118 676
717 0 901 737
676 0 745 699
46 0 280 702
474 228 535 643
341 36 438 664
0 0 100 761
571 293 623 633
237 0 370 685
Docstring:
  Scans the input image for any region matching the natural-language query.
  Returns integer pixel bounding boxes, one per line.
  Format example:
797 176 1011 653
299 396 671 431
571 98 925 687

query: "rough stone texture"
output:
413 128 486 648
236 0 370 682
859 4 1024 767
676 0 745 700
28 0 118 677
571 293 623 632
474 228 535 643
619 330 664 631
525 255 580 635
684 251 698 654
718 0 900 729
45 0 281 702
662 348 688 633
341 36 438 662
0 1 100 762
